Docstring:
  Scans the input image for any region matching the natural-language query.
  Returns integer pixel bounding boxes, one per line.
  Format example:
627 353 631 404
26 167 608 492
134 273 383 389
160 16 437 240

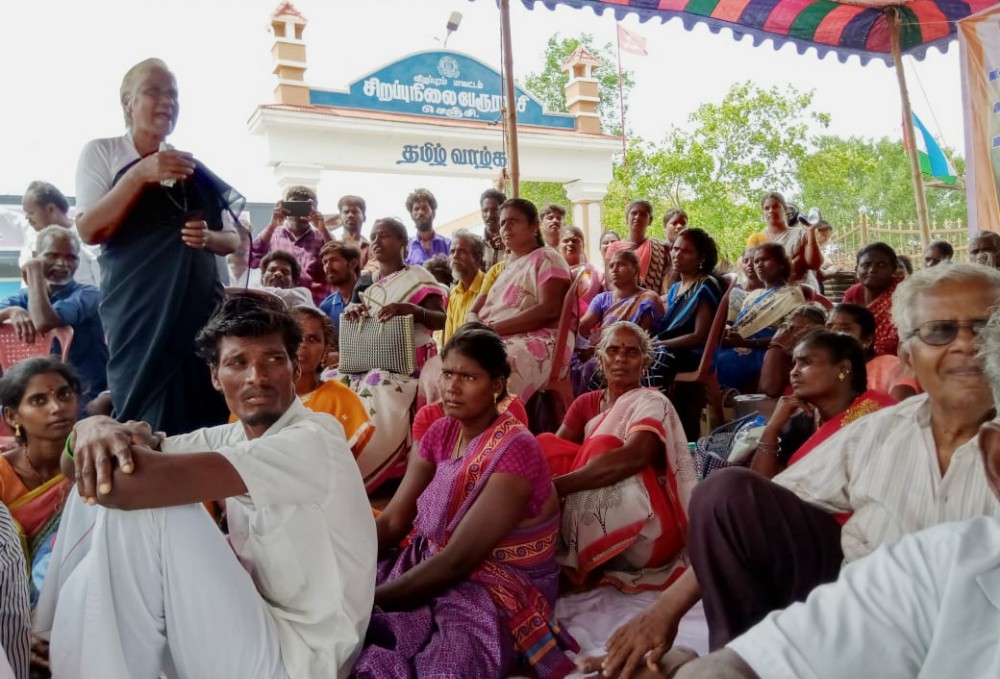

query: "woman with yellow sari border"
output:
0 357 79 604
353 324 576 678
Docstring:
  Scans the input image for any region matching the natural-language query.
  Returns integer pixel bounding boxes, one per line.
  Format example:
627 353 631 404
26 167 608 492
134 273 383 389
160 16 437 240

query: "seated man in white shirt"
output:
34 293 375 679
257 249 315 308
584 262 1000 679
674 304 1000 679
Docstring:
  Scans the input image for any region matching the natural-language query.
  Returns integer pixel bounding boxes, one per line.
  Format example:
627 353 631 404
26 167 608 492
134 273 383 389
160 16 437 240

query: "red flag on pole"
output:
617 23 647 56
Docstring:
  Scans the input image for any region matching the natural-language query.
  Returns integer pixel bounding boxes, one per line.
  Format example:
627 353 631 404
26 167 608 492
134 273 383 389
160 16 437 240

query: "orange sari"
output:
0 457 72 601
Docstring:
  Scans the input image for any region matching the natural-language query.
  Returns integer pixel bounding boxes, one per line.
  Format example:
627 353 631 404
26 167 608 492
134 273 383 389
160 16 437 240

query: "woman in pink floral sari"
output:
475 199 572 403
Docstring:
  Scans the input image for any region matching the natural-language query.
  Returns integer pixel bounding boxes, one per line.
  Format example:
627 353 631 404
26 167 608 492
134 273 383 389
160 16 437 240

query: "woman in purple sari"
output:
353 324 577 679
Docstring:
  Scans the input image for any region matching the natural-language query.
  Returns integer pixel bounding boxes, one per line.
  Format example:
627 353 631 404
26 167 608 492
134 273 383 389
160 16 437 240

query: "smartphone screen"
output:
284 200 312 217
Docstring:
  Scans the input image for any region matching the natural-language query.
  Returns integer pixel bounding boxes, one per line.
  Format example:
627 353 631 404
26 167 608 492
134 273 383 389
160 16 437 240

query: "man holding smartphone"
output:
250 186 332 304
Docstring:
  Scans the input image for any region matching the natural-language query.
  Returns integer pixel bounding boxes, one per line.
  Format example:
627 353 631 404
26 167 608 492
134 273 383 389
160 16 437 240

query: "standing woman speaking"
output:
74 59 241 434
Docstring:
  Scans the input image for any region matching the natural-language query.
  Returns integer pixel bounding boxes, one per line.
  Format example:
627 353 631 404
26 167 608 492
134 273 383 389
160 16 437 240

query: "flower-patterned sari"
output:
480 247 572 403
326 266 446 492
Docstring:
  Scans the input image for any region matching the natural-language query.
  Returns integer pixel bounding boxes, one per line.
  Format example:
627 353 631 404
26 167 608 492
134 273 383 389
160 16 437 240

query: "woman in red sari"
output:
841 242 902 357
538 321 697 592
0 357 79 604
750 330 896 480
603 200 671 293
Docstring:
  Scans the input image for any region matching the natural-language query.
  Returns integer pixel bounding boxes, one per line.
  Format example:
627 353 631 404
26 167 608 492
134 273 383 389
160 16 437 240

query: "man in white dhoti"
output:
34 293 376 679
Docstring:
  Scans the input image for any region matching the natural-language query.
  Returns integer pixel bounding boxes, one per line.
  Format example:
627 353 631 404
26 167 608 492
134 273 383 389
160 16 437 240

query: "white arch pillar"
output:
564 179 608 264
273 162 323 194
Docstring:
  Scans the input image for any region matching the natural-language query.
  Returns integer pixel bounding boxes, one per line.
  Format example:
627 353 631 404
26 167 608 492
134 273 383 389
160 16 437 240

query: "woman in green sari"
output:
0 357 79 605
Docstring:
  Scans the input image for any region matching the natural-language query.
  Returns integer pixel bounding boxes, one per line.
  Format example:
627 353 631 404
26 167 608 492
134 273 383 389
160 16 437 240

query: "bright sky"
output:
1 0 967 233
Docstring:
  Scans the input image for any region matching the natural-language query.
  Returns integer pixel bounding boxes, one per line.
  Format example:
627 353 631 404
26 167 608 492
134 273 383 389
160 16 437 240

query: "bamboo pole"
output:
888 7 931 248
499 0 520 197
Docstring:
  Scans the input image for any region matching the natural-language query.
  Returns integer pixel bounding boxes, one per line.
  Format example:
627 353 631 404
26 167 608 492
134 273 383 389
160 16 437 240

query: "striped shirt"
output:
774 394 1000 563
0 503 29 679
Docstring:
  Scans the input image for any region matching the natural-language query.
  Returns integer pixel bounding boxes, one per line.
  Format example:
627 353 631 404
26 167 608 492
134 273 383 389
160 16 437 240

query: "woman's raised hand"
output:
770 395 812 429
132 149 195 185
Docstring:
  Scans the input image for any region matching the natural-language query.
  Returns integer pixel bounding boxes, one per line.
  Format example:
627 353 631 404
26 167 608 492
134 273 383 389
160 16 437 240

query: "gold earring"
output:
837 371 846 381
13 423 21 438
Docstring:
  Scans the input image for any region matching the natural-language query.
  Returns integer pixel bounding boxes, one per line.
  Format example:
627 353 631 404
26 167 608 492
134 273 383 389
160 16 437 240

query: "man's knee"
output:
690 467 770 526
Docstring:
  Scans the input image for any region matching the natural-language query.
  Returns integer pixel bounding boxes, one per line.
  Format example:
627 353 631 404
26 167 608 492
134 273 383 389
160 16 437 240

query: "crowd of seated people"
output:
5 54 1000 679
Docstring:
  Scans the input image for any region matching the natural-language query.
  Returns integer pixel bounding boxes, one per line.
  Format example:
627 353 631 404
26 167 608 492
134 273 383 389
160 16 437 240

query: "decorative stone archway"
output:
249 2 620 262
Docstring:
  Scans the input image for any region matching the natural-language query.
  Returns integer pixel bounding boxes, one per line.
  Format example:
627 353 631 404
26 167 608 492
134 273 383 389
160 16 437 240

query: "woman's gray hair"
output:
595 321 654 363
979 306 1000 404
892 263 1000 341
120 58 170 129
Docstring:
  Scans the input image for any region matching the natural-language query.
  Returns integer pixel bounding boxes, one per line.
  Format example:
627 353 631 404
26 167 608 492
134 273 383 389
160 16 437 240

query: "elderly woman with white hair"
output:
74 58 241 434
581 262 1000 679
537 321 696 592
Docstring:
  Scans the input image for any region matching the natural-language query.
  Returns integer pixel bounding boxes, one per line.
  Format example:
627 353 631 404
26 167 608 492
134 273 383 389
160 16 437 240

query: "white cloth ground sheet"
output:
513 586 710 678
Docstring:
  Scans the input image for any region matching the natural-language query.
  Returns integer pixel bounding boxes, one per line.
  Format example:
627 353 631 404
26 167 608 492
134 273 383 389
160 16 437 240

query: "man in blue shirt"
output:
404 188 450 266
0 226 107 406
318 241 361 328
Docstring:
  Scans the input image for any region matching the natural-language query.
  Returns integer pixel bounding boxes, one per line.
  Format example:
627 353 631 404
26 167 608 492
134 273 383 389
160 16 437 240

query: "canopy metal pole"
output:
888 7 931 248
499 0 521 198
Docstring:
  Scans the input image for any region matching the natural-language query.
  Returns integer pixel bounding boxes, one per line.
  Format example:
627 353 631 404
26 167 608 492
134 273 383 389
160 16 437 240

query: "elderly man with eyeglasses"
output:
583 262 1000 679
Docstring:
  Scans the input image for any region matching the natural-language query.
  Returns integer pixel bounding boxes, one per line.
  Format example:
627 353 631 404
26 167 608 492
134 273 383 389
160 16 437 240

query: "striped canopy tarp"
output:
495 1 998 64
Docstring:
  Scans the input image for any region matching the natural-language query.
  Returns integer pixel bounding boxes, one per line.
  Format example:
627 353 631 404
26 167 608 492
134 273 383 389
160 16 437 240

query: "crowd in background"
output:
1 56 1000 679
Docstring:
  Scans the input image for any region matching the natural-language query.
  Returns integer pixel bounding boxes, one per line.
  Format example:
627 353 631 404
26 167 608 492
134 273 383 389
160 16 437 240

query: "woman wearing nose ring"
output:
73 58 242 435
353 324 576 678
0 358 80 605
841 242 903 357
537 321 696 592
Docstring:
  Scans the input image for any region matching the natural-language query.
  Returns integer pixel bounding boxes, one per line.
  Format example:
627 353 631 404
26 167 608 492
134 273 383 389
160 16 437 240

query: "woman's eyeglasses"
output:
908 319 989 346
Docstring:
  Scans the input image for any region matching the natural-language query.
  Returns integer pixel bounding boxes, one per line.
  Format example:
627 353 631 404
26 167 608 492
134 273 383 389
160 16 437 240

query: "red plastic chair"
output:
674 275 736 430
538 269 585 423
800 284 834 310
0 323 74 371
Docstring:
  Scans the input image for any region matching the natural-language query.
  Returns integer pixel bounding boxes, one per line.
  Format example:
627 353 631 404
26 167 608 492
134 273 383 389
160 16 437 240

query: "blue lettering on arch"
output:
309 51 576 130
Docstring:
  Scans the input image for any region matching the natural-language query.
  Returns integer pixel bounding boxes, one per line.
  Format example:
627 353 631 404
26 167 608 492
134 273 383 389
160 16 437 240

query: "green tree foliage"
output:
520 181 571 219
798 135 967 229
524 33 635 135
605 83 829 259
520 37 968 262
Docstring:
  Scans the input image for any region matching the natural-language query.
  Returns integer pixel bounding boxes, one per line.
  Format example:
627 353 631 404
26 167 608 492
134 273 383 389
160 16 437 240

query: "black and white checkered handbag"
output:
338 315 416 375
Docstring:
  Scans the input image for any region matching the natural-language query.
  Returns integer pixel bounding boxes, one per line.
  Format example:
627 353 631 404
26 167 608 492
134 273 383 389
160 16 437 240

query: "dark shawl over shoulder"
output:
100 161 244 434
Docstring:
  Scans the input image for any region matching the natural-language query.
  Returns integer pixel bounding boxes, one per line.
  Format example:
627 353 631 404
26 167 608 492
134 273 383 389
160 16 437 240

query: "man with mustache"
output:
258 249 314 308
479 188 506 270
671 304 1000 678
586 262 1000 679
34 294 375 679
970 230 1000 269
404 188 450 266
0 226 107 407
540 203 566 249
